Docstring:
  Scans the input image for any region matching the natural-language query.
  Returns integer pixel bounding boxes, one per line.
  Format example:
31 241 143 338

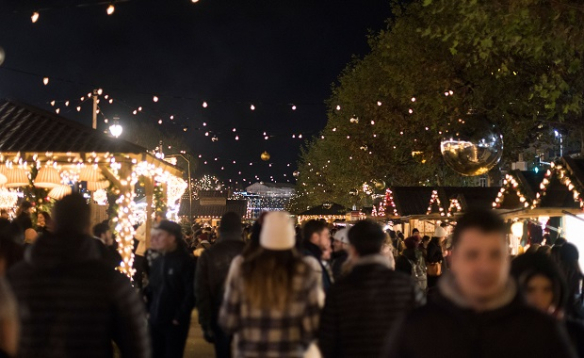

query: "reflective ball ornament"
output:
373 179 386 191
260 151 270 161
440 114 503 176
349 189 359 196
362 182 373 195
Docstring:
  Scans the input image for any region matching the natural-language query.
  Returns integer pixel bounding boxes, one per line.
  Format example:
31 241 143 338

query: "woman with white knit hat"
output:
219 211 322 358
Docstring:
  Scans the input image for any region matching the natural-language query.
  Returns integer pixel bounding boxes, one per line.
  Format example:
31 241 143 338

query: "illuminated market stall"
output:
494 158 584 259
297 203 348 223
0 99 186 276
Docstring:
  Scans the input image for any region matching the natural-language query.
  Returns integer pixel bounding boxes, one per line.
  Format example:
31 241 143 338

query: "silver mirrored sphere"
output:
440 114 503 176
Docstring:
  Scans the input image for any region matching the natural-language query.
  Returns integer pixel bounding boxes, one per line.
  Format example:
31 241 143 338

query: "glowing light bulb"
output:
50 101 55 107
132 110 137 115
138 107 142 111
109 99 113 104
292 105 297 110
153 96 159 102
336 105 341 111
411 97 416 102
158 119 162 125
170 115 174 120
202 101 208 108
65 101 69 107
250 104 255 111
97 88 103 95
377 101 382 106
31 12 40 23
55 108 60 114
107 4 115 15
43 77 49 85
76 106 81 112
235 136 239 140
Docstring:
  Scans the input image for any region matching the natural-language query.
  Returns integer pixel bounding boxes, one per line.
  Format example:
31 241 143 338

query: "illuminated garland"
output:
380 188 399 216
426 190 445 216
447 198 462 217
371 205 378 217
534 162 584 209
492 174 531 209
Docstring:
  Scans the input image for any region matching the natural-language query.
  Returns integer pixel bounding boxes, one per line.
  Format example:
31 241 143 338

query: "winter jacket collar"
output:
25 232 102 268
438 271 517 312
352 254 392 269
218 232 242 242
303 240 323 259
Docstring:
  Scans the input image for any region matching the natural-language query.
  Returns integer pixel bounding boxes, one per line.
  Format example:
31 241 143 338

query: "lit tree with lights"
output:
291 0 584 211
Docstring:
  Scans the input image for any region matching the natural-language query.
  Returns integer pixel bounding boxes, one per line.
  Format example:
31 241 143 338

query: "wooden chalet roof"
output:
0 99 146 154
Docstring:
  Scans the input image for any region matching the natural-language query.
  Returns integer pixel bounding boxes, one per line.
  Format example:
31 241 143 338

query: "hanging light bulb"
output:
158 119 162 125
107 4 115 15
377 101 382 106
292 105 297 110
109 117 123 138
76 106 81 112
50 101 55 107
31 12 40 23
336 105 341 111
97 88 103 95
250 104 256 111
202 101 208 108
109 99 113 104
42 77 49 85
65 101 69 107
153 96 159 102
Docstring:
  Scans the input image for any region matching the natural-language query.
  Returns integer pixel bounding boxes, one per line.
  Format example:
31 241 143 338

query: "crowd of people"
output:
0 194 583 358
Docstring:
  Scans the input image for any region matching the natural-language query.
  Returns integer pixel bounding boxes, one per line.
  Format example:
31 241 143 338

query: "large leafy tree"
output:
290 0 584 212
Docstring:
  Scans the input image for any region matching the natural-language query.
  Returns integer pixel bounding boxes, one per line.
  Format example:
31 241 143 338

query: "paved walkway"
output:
184 310 215 358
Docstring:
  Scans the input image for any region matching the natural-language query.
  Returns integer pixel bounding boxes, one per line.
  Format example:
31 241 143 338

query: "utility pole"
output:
92 89 99 129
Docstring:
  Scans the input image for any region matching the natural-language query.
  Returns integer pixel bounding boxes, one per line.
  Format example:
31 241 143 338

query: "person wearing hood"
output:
7 194 151 358
511 252 584 357
144 220 195 358
302 220 333 292
195 212 246 358
557 243 584 320
319 220 424 358
384 209 576 358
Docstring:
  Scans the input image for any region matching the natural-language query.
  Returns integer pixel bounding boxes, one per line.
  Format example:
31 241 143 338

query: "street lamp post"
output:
167 154 193 226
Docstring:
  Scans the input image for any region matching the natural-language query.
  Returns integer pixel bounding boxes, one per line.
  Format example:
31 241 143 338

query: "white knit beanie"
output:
333 227 350 245
260 211 296 250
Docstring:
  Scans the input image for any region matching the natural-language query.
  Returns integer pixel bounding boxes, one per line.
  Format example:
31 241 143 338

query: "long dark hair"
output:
241 247 308 310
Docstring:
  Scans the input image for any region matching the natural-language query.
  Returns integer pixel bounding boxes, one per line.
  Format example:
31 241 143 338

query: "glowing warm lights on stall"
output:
427 190 445 216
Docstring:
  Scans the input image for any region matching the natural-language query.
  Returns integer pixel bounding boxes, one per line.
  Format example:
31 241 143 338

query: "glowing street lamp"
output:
109 116 123 138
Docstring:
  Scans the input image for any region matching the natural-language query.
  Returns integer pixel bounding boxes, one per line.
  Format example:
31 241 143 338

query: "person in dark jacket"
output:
144 220 195 358
395 236 427 291
0 219 23 275
426 236 444 289
319 220 424 358
7 194 151 358
13 201 33 235
195 212 246 358
385 209 576 358
93 222 122 269
511 252 584 357
302 220 333 292
557 243 584 319
330 227 350 280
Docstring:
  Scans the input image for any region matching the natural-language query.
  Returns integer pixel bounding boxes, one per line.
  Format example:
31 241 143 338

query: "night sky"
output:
0 0 389 187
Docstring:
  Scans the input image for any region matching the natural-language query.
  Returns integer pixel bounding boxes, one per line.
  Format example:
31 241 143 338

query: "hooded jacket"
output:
195 232 245 331
144 246 195 326
7 232 151 358
385 272 577 358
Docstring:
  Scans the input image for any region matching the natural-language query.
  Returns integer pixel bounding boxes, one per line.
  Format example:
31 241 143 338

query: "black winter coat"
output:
331 250 349 281
318 257 424 358
195 235 245 330
7 233 151 358
303 241 332 292
144 247 195 326
385 291 577 358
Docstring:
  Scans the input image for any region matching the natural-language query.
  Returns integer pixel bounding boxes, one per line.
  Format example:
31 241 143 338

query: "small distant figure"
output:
144 220 195 358
35 211 52 235
93 222 122 269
